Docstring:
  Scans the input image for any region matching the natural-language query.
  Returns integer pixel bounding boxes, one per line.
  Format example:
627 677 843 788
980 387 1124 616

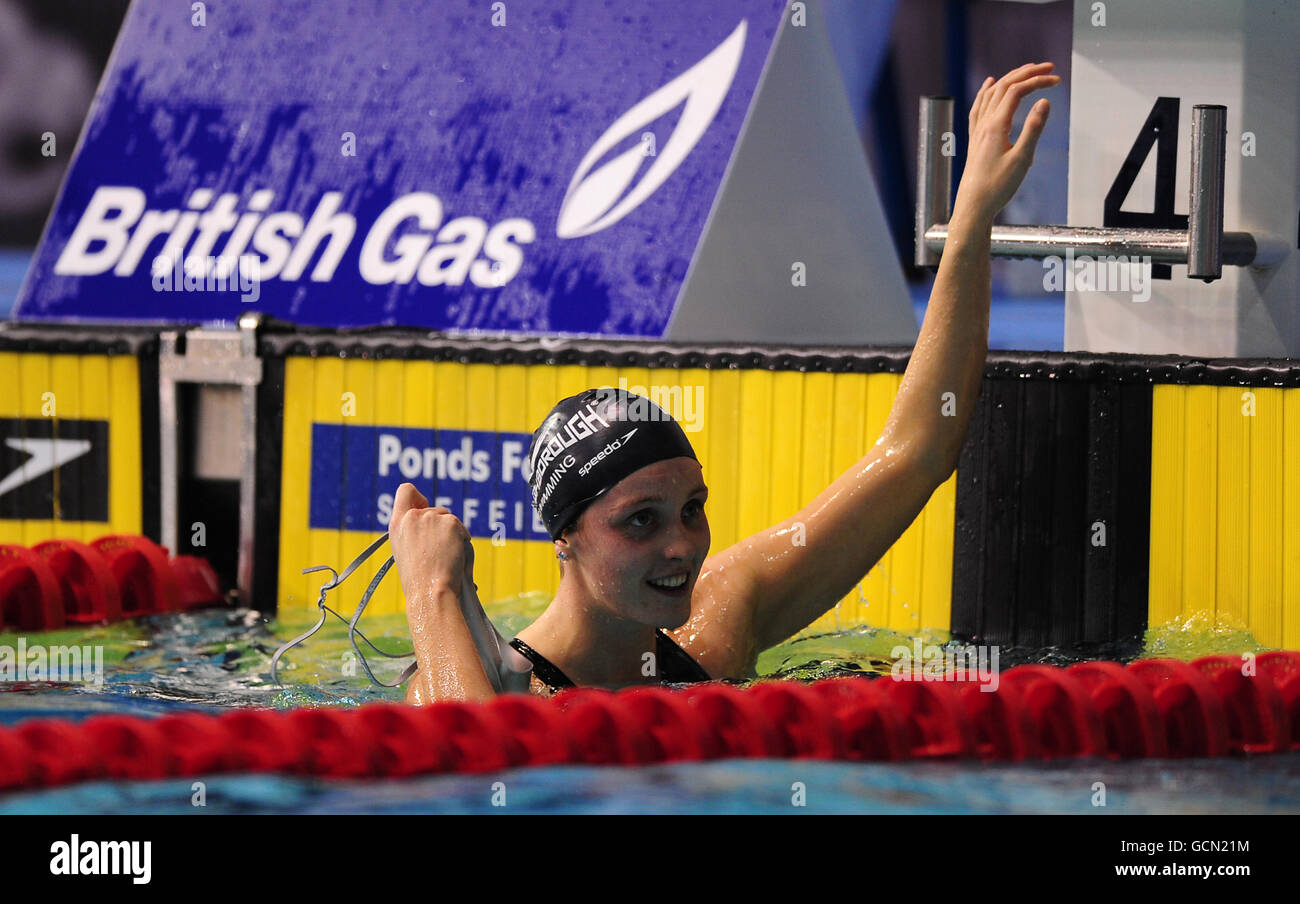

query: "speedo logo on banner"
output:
0 418 109 521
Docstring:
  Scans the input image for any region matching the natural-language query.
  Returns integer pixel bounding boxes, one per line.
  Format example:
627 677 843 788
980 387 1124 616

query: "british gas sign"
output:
17 0 787 334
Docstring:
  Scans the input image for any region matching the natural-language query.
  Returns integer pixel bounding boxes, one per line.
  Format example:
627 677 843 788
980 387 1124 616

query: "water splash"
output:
1141 610 1265 661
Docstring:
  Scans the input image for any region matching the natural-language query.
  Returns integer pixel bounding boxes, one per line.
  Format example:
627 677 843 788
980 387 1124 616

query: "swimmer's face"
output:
561 457 709 629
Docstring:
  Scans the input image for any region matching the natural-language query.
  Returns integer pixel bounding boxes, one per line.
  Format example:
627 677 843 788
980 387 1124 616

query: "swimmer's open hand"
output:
953 62 1060 225
389 482 470 607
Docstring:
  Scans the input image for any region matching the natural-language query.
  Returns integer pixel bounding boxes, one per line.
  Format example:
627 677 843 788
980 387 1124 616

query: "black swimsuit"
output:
508 630 712 691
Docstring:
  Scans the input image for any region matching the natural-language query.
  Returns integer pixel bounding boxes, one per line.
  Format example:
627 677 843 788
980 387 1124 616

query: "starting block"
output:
916 0 1298 357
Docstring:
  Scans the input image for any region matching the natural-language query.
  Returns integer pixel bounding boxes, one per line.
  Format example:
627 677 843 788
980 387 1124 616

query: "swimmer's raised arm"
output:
693 63 1059 662
390 482 497 704
885 62 1059 472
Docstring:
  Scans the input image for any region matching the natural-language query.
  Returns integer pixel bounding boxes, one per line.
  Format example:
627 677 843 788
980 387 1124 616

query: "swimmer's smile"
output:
647 571 691 595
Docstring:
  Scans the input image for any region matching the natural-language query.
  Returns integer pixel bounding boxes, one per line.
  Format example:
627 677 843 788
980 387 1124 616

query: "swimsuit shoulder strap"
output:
655 629 712 683
508 637 576 691
509 631 711 691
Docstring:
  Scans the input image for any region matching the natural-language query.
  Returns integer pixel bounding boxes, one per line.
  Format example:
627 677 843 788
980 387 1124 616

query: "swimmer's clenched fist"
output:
389 482 496 704
388 483 468 602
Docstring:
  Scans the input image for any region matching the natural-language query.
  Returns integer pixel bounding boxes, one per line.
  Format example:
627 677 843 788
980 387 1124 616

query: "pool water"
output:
6 755 1300 815
1 599 1297 814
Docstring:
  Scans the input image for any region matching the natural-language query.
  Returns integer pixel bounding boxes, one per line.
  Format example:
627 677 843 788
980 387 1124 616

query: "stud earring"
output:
556 551 569 560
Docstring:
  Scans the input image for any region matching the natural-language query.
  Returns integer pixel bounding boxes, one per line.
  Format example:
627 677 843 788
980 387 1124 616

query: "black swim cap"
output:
525 389 698 540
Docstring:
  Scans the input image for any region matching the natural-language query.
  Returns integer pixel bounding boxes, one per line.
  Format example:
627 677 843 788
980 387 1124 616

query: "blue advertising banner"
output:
309 423 547 540
16 0 788 336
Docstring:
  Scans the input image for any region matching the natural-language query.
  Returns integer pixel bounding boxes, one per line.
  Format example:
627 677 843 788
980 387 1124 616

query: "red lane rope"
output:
0 535 222 629
1 653 1297 792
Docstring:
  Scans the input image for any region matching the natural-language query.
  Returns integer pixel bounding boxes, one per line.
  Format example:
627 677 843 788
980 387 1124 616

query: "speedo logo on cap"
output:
578 429 637 477
528 402 611 483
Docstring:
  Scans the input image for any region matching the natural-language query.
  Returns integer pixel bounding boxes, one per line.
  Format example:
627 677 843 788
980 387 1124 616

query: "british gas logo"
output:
54 187 536 288
556 21 746 238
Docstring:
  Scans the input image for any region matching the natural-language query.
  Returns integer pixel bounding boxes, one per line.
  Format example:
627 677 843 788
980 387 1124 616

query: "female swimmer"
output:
393 62 1060 703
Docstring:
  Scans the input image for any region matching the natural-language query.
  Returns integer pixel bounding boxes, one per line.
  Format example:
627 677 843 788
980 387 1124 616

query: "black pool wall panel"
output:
951 359 1154 648
253 353 286 613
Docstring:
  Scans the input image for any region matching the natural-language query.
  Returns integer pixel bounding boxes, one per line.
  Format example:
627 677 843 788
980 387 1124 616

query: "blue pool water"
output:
5 756 1300 815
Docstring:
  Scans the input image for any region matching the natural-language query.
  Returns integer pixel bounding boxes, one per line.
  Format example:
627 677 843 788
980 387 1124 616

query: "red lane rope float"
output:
810 678 909 761
0 545 65 631
92 536 180 617
220 710 308 774
998 665 1107 758
354 704 456 777
1256 652 1300 751
0 729 29 789
422 702 516 772
488 694 579 766
748 681 844 759
287 708 386 778
0 535 223 630
555 688 659 766
13 719 99 786
169 555 224 611
1 655 1299 793
881 673 977 758
610 687 710 762
81 716 168 781
676 683 782 758
951 676 1041 761
1128 659 1231 757
1191 655 1290 754
1066 661 1166 758
31 539 122 624
154 713 231 775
